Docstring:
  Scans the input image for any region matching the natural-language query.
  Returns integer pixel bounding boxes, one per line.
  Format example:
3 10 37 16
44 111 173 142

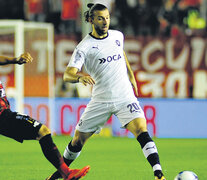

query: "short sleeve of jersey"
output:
118 30 124 41
67 48 85 71
120 32 124 47
114 30 124 49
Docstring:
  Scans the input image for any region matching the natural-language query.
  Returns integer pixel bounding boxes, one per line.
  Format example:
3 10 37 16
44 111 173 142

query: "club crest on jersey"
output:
116 40 120 46
99 54 121 64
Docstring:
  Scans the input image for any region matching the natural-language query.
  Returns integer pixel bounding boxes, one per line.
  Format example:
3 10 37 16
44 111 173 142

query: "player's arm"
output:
0 52 33 65
123 51 138 96
63 66 95 86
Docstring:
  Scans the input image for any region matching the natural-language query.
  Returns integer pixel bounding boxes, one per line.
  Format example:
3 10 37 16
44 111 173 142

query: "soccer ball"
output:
174 171 198 180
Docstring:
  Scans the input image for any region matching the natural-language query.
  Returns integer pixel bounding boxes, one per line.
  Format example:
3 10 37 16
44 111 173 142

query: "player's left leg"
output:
46 100 110 180
125 117 166 180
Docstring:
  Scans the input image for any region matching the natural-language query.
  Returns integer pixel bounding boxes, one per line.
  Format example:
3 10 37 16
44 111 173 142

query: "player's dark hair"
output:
84 3 108 22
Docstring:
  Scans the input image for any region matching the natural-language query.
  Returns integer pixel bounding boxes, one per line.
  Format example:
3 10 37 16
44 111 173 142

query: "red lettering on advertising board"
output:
106 116 113 125
60 105 73 135
144 105 156 136
24 104 32 116
37 104 49 127
24 103 50 127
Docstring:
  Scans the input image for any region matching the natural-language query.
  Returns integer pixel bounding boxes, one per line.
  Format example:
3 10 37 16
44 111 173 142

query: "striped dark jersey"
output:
0 81 10 114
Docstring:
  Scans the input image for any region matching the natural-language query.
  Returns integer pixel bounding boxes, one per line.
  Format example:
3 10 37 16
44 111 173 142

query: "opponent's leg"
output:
0 109 89 180
38 125 71 179
126 118 166 180
47 130 93 180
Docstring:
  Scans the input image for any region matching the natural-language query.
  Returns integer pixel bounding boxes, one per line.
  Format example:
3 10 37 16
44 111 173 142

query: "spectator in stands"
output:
124 0 140 35
114 0 129 33
24 0 48 22
159 0 202 36
115 0 162 36
60 0 81 35
0 0 25 19
145 0 163 36
46 0 62 34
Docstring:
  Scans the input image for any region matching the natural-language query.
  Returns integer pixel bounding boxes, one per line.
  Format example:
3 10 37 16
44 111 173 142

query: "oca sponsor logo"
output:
99 54 121 64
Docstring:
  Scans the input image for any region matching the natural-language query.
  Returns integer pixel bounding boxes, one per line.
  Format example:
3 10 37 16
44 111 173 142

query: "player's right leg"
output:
46 130 93 180
46 100 110 180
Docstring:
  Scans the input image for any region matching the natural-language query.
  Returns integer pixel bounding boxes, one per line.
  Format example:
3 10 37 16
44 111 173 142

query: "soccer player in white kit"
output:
47 3 166 180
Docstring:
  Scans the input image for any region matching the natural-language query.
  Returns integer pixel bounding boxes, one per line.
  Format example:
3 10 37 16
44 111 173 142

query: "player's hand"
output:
16 52 33 64
79 76 95 86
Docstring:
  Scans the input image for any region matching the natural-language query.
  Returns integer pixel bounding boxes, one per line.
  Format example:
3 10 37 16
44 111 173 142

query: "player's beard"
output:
95 25 108 36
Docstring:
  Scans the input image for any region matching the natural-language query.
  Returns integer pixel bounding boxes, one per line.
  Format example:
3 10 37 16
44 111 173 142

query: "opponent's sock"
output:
137 132 163 177
48 140 82 179
39 134 69 179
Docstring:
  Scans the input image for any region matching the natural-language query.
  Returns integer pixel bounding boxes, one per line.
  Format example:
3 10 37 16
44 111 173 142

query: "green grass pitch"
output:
0 135 206 180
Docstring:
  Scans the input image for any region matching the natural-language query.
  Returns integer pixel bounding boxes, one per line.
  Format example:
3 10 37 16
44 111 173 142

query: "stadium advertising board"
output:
8 97 206 138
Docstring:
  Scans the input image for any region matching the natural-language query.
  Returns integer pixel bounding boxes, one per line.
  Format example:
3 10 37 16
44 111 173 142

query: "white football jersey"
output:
68 30 135 102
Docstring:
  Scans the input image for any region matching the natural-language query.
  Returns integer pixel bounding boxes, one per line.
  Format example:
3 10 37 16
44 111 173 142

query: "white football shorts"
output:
75 98 146 133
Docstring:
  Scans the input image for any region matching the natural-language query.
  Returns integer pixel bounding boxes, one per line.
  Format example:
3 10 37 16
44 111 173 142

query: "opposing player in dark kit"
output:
0 53 90 180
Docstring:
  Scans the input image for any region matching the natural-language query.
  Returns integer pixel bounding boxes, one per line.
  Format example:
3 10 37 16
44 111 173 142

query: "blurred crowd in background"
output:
0 0 206 37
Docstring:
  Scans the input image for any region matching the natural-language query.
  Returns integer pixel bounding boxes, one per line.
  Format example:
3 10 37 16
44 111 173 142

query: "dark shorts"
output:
0 109 42 143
